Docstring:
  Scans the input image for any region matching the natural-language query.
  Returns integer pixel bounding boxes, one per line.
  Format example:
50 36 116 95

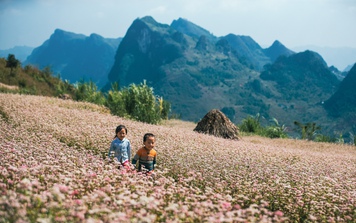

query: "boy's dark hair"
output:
114 125 127 138
143 133 155 142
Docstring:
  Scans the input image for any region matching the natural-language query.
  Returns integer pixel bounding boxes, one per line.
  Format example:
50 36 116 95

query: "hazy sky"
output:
1 0 356 50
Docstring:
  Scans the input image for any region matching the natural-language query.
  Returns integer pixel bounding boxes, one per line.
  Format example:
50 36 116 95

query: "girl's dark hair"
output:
143 133 155 142
114 125 127 138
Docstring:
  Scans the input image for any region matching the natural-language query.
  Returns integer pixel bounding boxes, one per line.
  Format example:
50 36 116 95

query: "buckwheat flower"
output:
221 201 232 210
165 203 179 212
75 211 86 220
36 217 51 223
7 179 14 185
274 210 283 217
74 199 83 205
58 184 69 193
71 189 79 197
54 216 66 222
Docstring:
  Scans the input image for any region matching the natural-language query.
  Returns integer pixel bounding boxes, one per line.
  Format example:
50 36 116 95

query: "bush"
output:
105 85 127 118
314 134 336 143
263 118 288 138
105 80 171 124
124 81 160 124
238 113 262 133
293 121 321 140
75 80 106 105
239 115 288 139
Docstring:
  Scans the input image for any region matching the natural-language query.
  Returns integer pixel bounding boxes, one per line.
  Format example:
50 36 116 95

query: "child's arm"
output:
108 141 115 159
153 154 156 170
132 152 139 166
127 142 131 162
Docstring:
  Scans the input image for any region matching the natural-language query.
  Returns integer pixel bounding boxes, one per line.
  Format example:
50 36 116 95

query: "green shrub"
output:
293 121 321 140
314 134 336 143
263 118 288 139
123 81 161 124
105 80 171 124
239 113 262 133
75 80 106 105
239 115 288 139
105 85 127 118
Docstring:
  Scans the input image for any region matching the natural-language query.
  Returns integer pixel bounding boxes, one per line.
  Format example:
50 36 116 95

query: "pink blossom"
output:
275 210 284 217
221 201 232 210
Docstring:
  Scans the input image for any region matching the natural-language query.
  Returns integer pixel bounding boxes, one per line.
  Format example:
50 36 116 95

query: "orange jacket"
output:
132 147 157 171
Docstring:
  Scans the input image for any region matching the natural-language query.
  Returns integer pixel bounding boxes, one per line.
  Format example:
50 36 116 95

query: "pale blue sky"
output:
0 0 356 69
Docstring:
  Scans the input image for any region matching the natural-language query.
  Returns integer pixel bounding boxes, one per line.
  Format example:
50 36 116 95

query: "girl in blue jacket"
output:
108 125 131 168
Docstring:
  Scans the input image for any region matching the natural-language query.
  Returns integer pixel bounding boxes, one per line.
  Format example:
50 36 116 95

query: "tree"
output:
6 54 20 75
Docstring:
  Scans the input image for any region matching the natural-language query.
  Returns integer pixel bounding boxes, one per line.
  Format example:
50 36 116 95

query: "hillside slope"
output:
0 58 76 97
1 93 355 222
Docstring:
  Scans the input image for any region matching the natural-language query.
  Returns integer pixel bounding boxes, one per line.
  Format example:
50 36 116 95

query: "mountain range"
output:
3 16 356 136
0 46 34 62
24 29 122 88
292 45 356 72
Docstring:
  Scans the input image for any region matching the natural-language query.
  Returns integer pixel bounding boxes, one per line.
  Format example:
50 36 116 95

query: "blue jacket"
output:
108 137 131 163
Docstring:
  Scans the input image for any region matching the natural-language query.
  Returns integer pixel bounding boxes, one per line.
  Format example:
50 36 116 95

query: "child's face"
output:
117 129 127 140
143 136 155 150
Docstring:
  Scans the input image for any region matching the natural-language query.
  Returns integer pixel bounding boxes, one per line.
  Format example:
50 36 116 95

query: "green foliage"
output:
6 54 20 75
239 114 288 139
105 82 127 118
238 113 262 133
314 134 336 143
75 80 106 105
55 79 76 96
0 58 76 97
105 80 171 124
293 121 321 140
158 96 170 120
314 132 347 144
263 118 288 139
124 81 160 124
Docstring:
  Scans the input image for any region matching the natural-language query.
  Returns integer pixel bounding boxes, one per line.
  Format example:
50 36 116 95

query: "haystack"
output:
193 109 240 140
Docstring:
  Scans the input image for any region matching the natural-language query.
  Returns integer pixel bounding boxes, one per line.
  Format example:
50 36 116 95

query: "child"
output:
108 125 131 169
132 133 157 172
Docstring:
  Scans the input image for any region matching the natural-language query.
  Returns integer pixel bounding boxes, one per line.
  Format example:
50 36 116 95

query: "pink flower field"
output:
1 93 355 222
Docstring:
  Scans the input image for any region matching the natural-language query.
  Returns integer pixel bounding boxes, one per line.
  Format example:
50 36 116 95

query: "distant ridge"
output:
0 46 34 62
264 40 295 62
260 50 339 103
324 63 356 117
222 34 271 70
170 18 217 42
24 29 122 87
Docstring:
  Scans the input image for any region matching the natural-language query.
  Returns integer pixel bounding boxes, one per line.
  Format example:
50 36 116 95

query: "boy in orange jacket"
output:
132 133 157 172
